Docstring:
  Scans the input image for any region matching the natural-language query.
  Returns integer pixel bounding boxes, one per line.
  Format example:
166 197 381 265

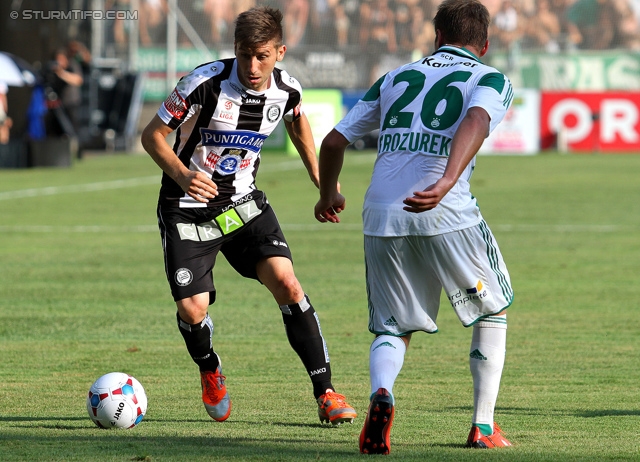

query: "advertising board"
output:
480 89 540 155
540 92 640 152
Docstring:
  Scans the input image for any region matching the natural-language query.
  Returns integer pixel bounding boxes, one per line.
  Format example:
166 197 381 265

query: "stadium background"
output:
1 0 640 162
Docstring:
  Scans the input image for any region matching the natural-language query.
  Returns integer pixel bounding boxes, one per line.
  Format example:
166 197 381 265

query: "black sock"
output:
176 312 220 372
280 295 334 399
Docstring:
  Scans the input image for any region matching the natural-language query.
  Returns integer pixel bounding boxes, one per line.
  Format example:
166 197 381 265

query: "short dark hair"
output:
234 6 283 50
433 0 490 51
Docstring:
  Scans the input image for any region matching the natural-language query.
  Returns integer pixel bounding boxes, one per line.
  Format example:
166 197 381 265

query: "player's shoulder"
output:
176 58 234 95
474 63 512 95
272 67 303 93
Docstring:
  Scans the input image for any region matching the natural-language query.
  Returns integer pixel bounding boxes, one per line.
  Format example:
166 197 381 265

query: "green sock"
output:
474 423 493 436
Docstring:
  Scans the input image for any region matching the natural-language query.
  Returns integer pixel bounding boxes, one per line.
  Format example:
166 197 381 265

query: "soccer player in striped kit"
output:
142 6 355 426
315 0 514 453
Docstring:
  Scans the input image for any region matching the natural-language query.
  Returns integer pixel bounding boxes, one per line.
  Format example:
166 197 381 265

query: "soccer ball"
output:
87 372 147 429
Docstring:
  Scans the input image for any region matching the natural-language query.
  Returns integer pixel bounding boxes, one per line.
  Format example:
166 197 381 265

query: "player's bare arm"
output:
403 107 491 213
141 115 218 203
284 114 320 188
314 129 350 223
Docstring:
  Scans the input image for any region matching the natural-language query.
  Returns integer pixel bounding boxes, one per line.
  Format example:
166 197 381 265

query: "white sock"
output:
469 315 507 433
369 335 406 396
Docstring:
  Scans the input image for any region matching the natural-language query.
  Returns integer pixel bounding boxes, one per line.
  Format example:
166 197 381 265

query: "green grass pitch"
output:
0 151 639 461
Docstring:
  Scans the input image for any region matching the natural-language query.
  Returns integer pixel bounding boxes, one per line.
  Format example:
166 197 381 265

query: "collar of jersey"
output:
434 45 481 63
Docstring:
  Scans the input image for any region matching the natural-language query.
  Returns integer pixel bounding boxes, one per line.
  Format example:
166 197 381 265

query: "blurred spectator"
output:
630 0 640 22
45 48 83 139
359 0 398 85
140 0 168 47
110 0 131 47
66 40 92 75
359 0 398 53
610 0 640 49
542 0 577 49
308 0 340 46
412 0 439 56
490 0 524 50
27 84 47 141
102 0 640 65
518 0 537 16
481 0 503 16
283 0 310 47
178 0 207 47
565 0 617 50
334 0 360 47
522 0 562 52
0 81 12 144
394 0 419 53
203 0 234 45
232 0 257 18
334 2 349 47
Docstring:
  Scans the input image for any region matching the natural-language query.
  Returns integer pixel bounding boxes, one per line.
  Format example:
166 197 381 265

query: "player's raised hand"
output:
314 193 346 223
179 170 218 203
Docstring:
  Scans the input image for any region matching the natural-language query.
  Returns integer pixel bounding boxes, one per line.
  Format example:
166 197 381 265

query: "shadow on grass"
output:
0 416 86 422
448 405 640 419
447 406 552 415
0 415 338 432
0 433 356 460
0 414 358 459
577 409 640 418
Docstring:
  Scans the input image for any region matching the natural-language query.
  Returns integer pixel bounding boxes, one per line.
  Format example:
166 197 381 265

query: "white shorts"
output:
364 220 513 335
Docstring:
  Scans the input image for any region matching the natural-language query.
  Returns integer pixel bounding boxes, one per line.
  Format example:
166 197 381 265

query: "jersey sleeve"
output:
334 75 384 143
283 98 302 123
469 72 514 134
279 70 303 123
157 61 224 129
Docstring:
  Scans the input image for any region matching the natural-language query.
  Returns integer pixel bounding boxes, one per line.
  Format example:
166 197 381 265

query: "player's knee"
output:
271 273 304 304
177 294 209 324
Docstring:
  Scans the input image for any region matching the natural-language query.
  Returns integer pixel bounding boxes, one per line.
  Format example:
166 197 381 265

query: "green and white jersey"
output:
335 46 513 236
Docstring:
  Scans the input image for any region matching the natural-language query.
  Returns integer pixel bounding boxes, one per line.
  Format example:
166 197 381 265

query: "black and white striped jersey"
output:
156 58 303 208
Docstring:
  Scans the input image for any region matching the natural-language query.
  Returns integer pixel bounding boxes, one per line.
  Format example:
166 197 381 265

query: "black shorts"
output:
157 192 292 304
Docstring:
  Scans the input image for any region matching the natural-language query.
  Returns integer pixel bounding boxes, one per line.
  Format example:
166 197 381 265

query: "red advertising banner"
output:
540 92 640 152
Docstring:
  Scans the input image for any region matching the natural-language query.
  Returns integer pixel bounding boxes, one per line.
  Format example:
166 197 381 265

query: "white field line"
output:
0 155 632 234
492 224 627 233
0 224 363 233
0 224 635 233
0 176 161 201
0 154 377 202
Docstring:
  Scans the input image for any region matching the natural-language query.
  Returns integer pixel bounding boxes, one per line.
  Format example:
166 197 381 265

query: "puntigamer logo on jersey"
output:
200 129 268 153
447 280 491 308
